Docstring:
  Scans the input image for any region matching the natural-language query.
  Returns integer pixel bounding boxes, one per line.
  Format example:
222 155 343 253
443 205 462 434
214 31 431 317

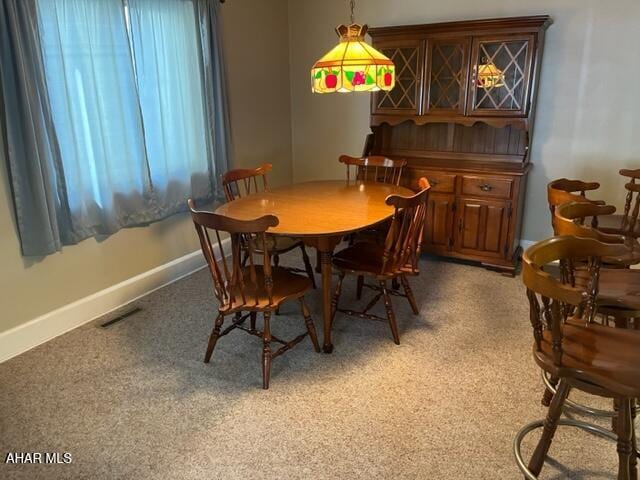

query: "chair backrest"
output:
547 178 601 232
381 178 431 275
339 155 407 186
221 163 273 201
620 169 640 235
554 201 624 244
522 236 629 367
188 199 278 311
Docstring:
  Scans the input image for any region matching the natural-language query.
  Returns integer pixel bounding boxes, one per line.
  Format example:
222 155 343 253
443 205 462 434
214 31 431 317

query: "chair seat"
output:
332 242 392 277
225 266 312 311
248 234 301 254
537 320 640 397
596 213 640 238
575 268 640 310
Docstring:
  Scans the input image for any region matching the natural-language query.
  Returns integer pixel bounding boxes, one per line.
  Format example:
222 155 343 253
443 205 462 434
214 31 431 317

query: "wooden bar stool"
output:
222 164 316 288
547 178 603 233
516 236 640 480
597 169 640 239
188 200 320 389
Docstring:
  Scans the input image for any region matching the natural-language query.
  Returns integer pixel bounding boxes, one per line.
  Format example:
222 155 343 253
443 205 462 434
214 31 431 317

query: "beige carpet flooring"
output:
0 255 627 479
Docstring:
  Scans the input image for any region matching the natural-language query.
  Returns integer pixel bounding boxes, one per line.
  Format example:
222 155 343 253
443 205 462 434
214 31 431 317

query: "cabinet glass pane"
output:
376 47 419 110
473 40 529 111
429 43 464 110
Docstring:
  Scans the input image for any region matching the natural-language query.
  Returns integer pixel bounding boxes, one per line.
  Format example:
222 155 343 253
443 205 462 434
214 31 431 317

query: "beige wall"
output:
0 0 292 334
288 0 640 242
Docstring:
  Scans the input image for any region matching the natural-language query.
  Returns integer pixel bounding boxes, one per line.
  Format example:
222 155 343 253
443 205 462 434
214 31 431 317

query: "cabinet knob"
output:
479 183 493 192
428 178 439 187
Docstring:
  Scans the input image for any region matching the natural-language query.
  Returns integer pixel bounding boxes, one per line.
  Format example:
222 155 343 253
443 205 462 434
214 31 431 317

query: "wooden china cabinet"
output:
365 16 551 275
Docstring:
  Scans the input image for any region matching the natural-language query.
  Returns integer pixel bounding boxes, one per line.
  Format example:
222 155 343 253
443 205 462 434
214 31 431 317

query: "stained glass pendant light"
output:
311 0 395 94
476 58 505 88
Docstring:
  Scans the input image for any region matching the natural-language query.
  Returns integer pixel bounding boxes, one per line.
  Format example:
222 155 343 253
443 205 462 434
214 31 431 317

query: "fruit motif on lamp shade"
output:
311 24 395 93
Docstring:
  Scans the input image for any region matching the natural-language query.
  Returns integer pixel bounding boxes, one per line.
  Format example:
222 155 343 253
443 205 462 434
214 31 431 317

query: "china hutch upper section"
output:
369 16 550 130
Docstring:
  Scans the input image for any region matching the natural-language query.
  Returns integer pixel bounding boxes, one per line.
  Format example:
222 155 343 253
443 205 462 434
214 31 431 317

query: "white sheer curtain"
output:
37 0 155 233
128 0 212 208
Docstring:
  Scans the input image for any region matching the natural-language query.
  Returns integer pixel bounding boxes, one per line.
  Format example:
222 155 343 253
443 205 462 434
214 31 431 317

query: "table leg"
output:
303 236 341 354
319 249 334 353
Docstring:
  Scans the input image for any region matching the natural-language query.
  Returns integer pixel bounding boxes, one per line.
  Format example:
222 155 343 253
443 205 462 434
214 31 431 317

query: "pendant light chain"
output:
350 0 355 24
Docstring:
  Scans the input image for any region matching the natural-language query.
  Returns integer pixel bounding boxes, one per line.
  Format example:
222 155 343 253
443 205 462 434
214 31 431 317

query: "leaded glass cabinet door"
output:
424 38 470 115
371 39 424 115
467 35 535 117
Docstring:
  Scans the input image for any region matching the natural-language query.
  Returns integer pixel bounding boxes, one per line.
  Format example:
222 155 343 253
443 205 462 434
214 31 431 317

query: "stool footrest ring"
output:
542 370 616 418
514 418 617 480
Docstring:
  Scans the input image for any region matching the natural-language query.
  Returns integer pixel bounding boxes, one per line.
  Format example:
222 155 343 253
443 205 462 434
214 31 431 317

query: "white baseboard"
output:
0 244 222 364
520 239 536 250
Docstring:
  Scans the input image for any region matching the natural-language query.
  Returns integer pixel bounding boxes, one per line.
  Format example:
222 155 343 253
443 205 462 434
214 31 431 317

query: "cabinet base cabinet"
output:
408 166 527 276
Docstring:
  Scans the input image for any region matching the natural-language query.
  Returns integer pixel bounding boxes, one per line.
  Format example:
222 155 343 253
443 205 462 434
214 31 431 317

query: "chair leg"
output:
331 272 345 326
300 298 321 353
315 251 321 273
541 375 559 407
273 254 280 268
300 244 317 289
380 281 400 345
392 277 400 290
250 312 257 332
399 274 419 315
262 312 272 390
204 313 224 363
356 275 364 300
528 379 572 476
617 398 634 480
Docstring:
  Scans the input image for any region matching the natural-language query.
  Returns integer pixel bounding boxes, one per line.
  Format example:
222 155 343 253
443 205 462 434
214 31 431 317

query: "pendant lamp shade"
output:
311 24 395 94
476 61 505 88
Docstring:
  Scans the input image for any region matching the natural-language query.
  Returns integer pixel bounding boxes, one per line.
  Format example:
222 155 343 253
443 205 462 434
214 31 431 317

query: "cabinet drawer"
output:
461 175 513 199
409 171 456 193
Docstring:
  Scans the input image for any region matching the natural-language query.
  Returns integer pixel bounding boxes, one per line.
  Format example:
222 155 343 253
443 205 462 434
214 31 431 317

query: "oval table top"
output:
213 180 413 237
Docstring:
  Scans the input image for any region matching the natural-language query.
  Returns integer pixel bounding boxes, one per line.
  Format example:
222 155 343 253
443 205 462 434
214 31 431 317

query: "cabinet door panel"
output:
467 35 535 117
424 37 471 115
455 198 510 258
424 193 455 250
372 39 424 115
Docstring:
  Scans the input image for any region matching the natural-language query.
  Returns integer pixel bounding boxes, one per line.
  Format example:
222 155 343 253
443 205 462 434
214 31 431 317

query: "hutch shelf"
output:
365 16 551 275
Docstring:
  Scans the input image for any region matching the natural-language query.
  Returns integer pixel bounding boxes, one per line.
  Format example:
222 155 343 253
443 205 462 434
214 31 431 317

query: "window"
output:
36 0 211 212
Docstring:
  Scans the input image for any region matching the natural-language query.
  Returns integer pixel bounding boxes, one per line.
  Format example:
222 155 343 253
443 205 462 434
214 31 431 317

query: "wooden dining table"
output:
214 180 413 353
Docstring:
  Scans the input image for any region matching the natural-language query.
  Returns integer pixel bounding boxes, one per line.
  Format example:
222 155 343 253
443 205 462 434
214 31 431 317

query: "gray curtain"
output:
0 0 71 255
0 0 231 256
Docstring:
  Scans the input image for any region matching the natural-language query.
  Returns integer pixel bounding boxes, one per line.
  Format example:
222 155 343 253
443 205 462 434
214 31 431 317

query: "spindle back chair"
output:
330 178 431 344
188 199 320 389
222 163 272 201
339 155 407 186
518 236 640 479
620 169 640 237
220 163 316 288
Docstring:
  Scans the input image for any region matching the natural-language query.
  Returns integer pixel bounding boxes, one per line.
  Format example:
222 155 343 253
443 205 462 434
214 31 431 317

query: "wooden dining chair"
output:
339 155 407 185
221 163 316 288
330 178 431 345
339 155 409 255
547 178 602 233
516 236 640 480
598 169 640 239
188 199 320 389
